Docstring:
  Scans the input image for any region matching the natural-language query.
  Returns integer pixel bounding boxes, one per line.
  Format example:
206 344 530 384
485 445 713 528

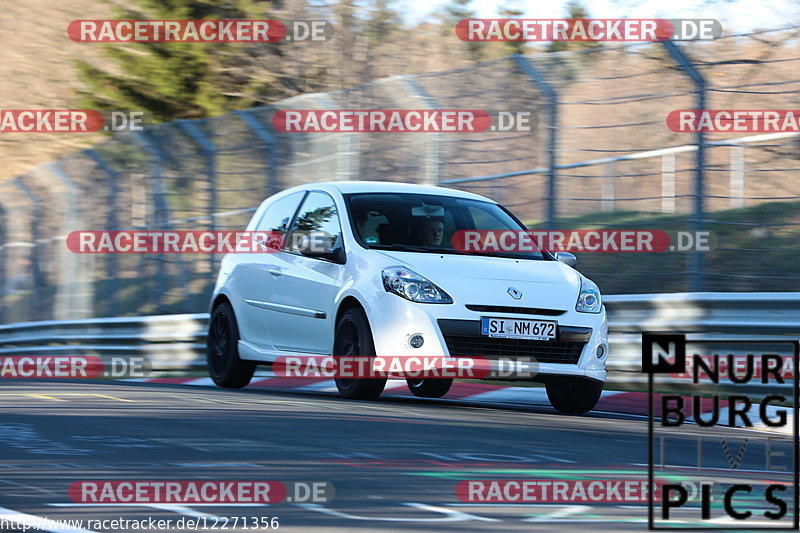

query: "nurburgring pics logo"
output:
644 333 799 529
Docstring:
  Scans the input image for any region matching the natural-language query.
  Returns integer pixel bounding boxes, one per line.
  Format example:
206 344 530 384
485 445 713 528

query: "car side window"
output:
286 191 342 256
254 192 305 250
468 205 515 230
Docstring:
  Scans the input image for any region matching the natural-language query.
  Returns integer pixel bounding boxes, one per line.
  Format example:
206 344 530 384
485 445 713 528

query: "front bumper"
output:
365 292 608 383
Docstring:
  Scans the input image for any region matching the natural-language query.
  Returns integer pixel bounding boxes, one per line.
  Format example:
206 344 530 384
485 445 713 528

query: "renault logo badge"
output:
507 287 522 300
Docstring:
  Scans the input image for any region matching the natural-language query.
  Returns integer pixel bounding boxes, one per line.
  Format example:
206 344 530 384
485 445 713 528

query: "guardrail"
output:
1 292 798 392
605 292 800 394
0 314 207 370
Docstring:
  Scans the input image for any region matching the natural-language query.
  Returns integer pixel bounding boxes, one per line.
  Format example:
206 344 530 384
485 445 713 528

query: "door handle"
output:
268 267 282 276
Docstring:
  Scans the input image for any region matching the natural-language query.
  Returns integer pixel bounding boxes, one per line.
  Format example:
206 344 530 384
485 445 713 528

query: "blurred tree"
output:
442 0 485 62
332 0 359 88
363 0 402 79
546 0 601 53
74 0 549 121
75 0 282 122
498 6 526 56
366 0 400 49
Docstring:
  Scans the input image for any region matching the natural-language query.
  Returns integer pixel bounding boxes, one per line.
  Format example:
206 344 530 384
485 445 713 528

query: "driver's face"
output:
422 220 444 246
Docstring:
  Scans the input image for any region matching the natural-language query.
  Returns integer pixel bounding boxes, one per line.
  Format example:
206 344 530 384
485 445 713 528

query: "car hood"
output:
375 251 582 308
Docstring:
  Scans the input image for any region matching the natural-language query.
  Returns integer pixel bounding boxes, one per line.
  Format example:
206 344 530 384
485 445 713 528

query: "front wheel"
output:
545 377 603 414
406 378 453 398
207 302 255 388
333 308 387 400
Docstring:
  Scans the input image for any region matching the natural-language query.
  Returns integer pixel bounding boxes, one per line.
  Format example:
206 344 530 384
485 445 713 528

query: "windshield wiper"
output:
367 243 544 259
367 244 469 254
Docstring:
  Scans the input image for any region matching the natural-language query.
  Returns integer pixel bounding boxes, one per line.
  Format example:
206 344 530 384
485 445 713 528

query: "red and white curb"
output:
121 374 792 434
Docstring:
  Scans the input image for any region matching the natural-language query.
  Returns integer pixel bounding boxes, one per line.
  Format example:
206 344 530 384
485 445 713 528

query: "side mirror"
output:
309 246 345 264
297 233 346 264
555 251 577 267
328 246 346 264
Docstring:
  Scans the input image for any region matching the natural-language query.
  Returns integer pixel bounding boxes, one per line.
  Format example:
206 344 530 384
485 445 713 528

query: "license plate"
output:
480 317 557 340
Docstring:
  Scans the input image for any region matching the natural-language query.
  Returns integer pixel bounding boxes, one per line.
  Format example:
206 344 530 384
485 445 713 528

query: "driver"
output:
412 217 444 247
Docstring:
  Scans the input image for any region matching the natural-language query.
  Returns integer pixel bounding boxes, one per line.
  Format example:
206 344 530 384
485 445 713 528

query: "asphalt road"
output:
0 379 796 532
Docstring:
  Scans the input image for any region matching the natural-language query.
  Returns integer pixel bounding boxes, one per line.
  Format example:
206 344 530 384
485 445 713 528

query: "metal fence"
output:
2 27 800 324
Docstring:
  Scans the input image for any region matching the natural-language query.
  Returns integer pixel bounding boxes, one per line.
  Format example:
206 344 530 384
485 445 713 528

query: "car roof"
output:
285 180 494 203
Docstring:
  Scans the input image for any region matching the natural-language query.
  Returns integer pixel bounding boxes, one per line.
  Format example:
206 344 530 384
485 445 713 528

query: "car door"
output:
267 191 346 354
235 191 306 352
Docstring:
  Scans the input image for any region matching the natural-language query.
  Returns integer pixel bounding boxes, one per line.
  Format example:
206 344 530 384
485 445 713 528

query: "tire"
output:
406 378 453 398
333 307 387 400
207 301 256 388
545 377 604 415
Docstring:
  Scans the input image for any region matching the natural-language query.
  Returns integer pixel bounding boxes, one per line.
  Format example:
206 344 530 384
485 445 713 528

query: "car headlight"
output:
382 266 453 304
576 276 602 313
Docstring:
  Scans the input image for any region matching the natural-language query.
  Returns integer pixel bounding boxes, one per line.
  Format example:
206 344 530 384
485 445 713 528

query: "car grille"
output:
465 305 565 316
437 319 587 365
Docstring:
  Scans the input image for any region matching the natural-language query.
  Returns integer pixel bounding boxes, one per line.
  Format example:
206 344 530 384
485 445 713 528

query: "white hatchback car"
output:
207 181 608 414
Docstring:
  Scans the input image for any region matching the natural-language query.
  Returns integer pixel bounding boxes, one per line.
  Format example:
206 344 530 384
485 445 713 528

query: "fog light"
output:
596 345 605 359
409 335 424 348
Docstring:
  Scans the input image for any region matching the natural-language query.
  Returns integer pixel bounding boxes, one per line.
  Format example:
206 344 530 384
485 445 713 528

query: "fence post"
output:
0 182 33 322
602 161 615 213
730 145 745 208
12 180 45 320
400 76 440 186
0 202 5 323
311 94 359 181
132 131 173 313
20 169 60 321
178 120 217 275
42 162 92 320
235 109 280 196
514 55 559 229
85 149 120 316
661 153 676 214
662 41 706 292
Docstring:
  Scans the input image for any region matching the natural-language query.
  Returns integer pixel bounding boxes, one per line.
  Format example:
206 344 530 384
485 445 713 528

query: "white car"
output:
207 181 608 414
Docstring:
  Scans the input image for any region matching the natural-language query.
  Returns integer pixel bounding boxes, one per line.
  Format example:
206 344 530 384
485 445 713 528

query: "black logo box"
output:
643 333 800 530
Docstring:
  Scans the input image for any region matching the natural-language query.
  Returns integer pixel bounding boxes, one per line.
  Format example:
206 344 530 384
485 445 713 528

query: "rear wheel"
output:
545 377 603 414
333 308 387 400
406 378 453 398
207 302 255 388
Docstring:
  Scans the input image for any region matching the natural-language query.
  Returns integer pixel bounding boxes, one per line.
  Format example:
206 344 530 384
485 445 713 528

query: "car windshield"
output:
344 192 546 260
